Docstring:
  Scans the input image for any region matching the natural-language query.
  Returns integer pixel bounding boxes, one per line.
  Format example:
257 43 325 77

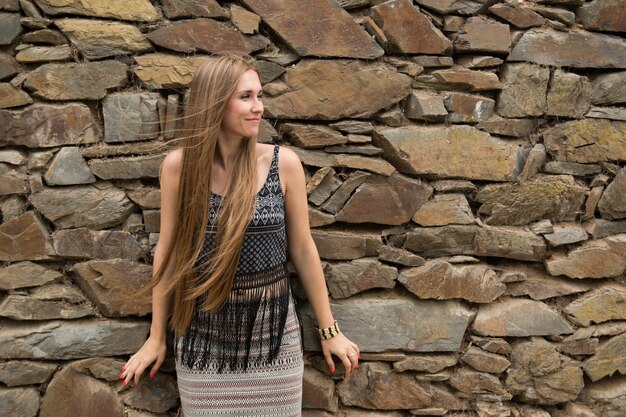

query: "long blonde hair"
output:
147 54 259 335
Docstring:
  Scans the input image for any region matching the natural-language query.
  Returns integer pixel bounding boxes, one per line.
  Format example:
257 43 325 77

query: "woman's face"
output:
220 69 264 141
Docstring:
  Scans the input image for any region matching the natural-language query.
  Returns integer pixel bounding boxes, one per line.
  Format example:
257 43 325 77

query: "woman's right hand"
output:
120 336 167 386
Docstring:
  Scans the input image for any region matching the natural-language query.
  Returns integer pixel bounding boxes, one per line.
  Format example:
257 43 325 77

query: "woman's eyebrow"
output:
236 88 262 94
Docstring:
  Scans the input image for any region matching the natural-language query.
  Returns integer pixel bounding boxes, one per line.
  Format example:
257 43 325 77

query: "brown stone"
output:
21 28 66 44
330 120 374 135
0 83 32 108
598 169 626 220
88 154 164 180
470 336 512 355
133 53 209 89
0 53 18 80
473 298 573 337
265 60 411 120
488 4 545 28
506 338 585 405
324 258 397 299
404 225 480 257
0 361 57 386
15 45 71 62
56 18 151 59
300 295 473 353
393 354 457 373
415 0 492 15
52 228 144 260
147 18 266 55
288 146 395 176
443 91 494 123
454 16 511 54
432 180 476 192
0 212 53 261
584 333 626 382
544 224 589 246
337 362 466 410
281 124 346 149
34 0 158 21
377 245 424 267
24 60 127 100
586 107 626 122
531 5 575 25
44 146 95 185
461 346 510 374
40 365 122 417
375 125 521 181
579 375 626 417
0 387 39 417
241 0 382 58
551 403 598 417
578 0 626 32
161 0 226 18
543 119 626 163
404 90 448 121
311 230 367 260
336 173 432 225
565 285 626 326
476 176 586 226
309 207 335 228
71 259 151 317
399 260 505 303
477 117 539 138
0 284 95 320
497 63 549 117
0 319 150 359
584 218 626 238
230 4 260 34
545 235 626 279
0 170 29 195
506 267 591 301
412 193 474 226
547 70 592 118
414 67 502 92
509 28 626 68
120 373 178 413
474 226 547 262
370 0 452 55
544 162 603 177
449 368 512 401
29 185 134 229
302 367 338 411
0 103 99 148
0 12 20 45
0 261 62 290
458 55 504 69
319 171 369 214
591 71 626 105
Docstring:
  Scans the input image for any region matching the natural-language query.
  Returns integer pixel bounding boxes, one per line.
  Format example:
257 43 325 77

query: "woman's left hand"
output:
320 333 360 379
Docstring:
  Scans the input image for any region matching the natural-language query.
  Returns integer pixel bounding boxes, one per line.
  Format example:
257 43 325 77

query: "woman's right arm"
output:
121 149 183 386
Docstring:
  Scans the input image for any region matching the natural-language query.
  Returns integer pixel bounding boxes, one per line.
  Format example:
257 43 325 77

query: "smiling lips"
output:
246 118 260 123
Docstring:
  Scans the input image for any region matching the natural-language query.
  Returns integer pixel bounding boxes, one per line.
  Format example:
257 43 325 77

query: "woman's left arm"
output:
279 147 360 379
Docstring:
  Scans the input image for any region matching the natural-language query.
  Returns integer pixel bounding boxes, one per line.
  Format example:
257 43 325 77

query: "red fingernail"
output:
122 365 126 370
119 374 124 379
330 367 335 373
150 372 154 378
123 381 127 385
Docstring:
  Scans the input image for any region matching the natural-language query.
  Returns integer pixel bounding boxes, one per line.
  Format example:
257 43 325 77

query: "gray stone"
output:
29 185 134 229
0 103 99 148
0 387 39 417
120 373 178 413
0 361 57 386
44 146 95 185
544 161 602 176
0 53 18 80
52 228 144 260
449 368 512 401
160 0 226 18
547 70 592 118
393 354 457 373
497 63 549 117
412 55 454 68
329 120 374 135
458 55 504 68
598 169 626 220
432 180 476 192
0 319 150 359
281 123 346 149
309 207 334 228
0 170 29 195
0 149 26 165
473 298 573 337
578 0 626 32
413 67 502 92
415 0 493 15
586 106 626 122
565 285 626 326
377 245 424 267
103 92 161 143
584 218 626 238
461 346 510 374
544 224 589 246
375 125 523 181
488 3 545 28
579 376 626 417
399 260 505 303
453 16 511 54
509 28 626 68
88 154 165 180
0 83 32 108
24 60 128 100
518 143 547 181
21 28 66 44
336 173 432 225
302 367 338 411
0 286 95 320
0 12 20 45
301 295 474 353
0 261 62 290
324 258 397 299
592 71 626 105
311 229 374 260
288 146 395 176
477 117 539 137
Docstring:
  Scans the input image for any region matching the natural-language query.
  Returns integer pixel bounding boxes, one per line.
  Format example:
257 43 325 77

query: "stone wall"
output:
0 0 625 416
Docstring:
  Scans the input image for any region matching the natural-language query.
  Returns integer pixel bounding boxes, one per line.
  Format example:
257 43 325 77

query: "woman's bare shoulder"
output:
161 148 183 180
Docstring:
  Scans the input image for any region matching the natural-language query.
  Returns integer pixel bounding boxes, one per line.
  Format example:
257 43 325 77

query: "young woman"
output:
120 54 360 416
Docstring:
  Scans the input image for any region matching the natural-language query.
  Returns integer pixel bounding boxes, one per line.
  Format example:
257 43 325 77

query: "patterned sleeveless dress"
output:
174 145 304 416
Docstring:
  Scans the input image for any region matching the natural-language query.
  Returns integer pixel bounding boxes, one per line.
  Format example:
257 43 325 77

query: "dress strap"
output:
269 144 280 174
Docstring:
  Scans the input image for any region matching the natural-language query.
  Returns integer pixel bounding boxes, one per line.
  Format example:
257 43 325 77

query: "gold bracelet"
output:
317 320 340 340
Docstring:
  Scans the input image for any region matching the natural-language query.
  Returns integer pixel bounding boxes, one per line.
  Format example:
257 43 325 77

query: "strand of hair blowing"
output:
144 55 258 336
